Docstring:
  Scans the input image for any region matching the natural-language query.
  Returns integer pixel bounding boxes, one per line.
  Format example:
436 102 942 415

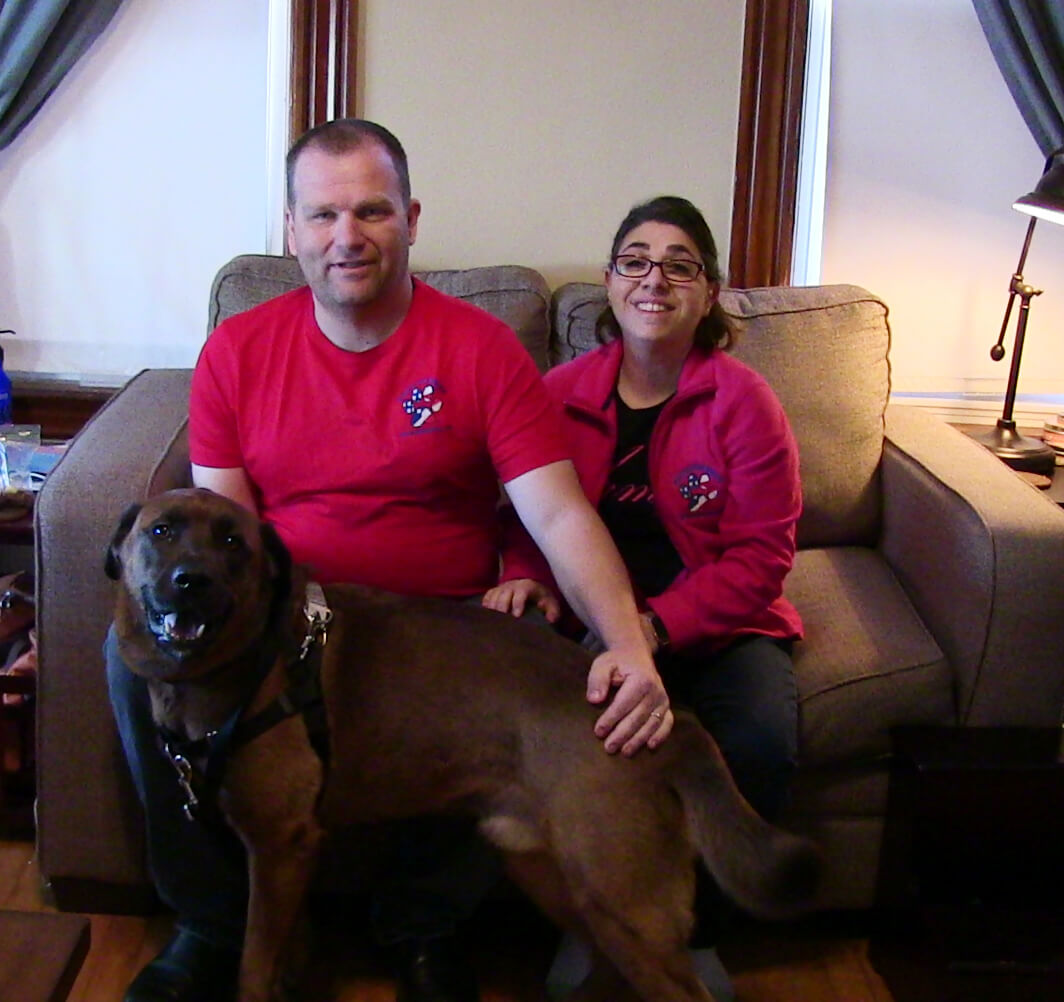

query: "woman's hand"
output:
586 647 673 756
482 578 561 622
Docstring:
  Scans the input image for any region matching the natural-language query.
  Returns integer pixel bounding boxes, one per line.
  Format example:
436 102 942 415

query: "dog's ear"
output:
105 503 143 580
260 520 292 605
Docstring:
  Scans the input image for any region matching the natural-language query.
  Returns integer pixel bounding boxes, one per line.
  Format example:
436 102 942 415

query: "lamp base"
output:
970 422 1057 475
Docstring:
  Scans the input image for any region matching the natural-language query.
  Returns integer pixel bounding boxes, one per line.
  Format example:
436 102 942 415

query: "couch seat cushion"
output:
787 546 954 767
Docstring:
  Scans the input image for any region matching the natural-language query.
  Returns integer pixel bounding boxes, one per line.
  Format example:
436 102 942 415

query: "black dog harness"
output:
160 582 333 824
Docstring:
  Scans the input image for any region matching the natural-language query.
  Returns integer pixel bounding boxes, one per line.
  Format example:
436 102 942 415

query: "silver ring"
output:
651 710 664 720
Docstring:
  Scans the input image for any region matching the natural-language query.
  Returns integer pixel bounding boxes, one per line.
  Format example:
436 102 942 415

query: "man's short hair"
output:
286 119 411 208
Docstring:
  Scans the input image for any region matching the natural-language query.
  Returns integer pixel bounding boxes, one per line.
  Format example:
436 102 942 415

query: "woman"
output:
485 195 803 997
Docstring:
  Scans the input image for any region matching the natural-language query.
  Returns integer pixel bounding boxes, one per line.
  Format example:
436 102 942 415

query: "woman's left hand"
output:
482 578 561 622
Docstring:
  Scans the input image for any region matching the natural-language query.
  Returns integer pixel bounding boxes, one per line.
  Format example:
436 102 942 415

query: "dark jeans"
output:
659 635 798 823
105 624 502 952
659 634 799 941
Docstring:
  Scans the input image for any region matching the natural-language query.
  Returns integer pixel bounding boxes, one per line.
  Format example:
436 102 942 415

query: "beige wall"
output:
360 0 744 289
822 0 1064 419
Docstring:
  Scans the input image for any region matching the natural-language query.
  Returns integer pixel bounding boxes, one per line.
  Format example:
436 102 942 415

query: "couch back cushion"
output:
551 283 891 547
208 255 552 371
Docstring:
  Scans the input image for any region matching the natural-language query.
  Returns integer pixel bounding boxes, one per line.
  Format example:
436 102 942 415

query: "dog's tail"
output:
668 723 822 921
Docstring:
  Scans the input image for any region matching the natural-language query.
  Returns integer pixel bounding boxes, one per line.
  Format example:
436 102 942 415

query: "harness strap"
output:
161 582 332 824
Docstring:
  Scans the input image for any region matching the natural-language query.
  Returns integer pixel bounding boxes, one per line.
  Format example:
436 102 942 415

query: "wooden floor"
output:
6 819 1064 1002
0 824 900 1002
6 771 1064 1002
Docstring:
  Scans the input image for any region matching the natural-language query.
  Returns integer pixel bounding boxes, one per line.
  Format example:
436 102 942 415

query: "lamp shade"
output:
1013 147 1064 226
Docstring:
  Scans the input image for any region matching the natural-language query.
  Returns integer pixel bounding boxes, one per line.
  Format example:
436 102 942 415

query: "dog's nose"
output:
171 567 211 592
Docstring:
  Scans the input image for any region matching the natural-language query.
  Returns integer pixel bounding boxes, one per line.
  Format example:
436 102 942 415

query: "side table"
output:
0 493 36 828
1047 462 1064 506
956 422 1064 506
883 726 1064 979
0 493 35 575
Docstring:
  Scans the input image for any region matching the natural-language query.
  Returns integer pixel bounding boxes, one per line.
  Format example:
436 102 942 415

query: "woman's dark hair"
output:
596 195 735 350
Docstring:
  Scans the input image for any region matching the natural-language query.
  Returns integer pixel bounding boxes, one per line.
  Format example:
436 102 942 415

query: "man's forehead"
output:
292 143 402 199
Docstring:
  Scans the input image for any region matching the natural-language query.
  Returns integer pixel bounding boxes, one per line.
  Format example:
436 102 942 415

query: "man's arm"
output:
191 464 257 512
504 460 673 756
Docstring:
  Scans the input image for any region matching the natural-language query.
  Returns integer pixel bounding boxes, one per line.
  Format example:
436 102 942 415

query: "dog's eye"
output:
151 523 172 540
223 533 244 551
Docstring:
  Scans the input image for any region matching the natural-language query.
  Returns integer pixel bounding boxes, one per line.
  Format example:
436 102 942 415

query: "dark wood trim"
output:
730 0 809 288
10 379 116 442
289 0 359 142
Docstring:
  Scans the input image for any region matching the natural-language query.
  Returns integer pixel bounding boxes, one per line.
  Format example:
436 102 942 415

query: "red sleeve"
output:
188 327 243 469
474 322 568 484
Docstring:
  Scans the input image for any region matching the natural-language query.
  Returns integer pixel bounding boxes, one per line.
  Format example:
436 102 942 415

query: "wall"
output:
6 0 1058 417
821 0 1064 420
361 0 743 290
0 0 745 384
0 0 269 383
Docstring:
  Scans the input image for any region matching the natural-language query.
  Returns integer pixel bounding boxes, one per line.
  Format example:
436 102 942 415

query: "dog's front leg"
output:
226 730 327 1002
240 830 323 1002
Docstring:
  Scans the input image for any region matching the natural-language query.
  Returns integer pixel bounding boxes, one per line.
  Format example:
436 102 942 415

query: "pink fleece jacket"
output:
502 339 803 652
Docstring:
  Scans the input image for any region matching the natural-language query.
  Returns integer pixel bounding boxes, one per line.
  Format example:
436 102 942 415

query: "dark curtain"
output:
0 0 124 152
972 1 1064 156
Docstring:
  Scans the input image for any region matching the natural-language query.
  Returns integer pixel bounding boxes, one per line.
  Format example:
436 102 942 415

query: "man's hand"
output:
482 579 561 621
587 648 672 756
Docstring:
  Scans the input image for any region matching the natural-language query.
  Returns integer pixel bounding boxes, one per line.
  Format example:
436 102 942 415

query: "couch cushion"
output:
208 255 552 371
208 254 306 330
551 283 891 547
786 546 953 768
417 267 551 372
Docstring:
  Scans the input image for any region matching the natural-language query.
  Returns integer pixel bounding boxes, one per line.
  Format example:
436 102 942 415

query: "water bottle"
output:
0 343 11 425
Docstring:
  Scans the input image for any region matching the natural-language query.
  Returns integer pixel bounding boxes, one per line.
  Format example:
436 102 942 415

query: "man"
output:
108 118 672 1002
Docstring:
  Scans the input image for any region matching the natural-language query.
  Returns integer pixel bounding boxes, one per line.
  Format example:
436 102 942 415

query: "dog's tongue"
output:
163 612 206 642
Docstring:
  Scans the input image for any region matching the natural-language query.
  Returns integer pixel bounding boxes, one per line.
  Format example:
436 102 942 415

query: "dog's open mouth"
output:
143 590 228 656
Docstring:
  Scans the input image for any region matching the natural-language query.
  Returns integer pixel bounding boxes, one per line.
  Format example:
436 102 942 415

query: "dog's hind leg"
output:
502 848 640 1002
548 792 714 1002
499 793 713 1002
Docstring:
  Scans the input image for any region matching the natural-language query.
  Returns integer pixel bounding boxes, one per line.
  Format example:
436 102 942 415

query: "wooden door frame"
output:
288 0 806 288
289 0 359 140
730 0 810 288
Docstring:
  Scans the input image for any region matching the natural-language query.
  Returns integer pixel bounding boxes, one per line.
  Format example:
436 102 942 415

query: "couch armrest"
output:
35 369 192 908
881 403 1064 726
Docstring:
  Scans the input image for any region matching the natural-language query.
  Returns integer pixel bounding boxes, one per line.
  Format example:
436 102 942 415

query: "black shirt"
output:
598 393 684 598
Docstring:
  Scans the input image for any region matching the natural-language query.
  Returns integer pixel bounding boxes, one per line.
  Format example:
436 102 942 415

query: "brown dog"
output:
107 487 819 1002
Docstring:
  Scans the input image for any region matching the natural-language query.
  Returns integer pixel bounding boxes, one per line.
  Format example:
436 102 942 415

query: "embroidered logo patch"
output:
401 380 445 429
675 465 721 515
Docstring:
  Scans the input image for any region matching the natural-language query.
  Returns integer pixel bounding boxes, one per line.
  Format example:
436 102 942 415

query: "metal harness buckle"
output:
300 581 332 660
164 742 201 821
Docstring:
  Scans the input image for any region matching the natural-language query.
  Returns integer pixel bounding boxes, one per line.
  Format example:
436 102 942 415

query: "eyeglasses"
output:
611 254 705 283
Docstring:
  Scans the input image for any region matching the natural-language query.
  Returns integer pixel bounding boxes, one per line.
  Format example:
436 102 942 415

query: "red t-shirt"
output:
190 279 566 595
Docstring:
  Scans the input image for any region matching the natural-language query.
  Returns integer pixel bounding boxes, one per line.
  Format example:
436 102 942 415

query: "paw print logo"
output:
677 468 720 514
401 380 445 429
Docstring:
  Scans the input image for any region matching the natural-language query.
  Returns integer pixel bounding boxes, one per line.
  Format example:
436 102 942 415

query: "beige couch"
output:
34 256 1064 915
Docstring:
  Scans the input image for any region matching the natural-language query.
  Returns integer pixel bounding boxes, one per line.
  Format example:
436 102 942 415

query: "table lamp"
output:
972 147 1064 475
